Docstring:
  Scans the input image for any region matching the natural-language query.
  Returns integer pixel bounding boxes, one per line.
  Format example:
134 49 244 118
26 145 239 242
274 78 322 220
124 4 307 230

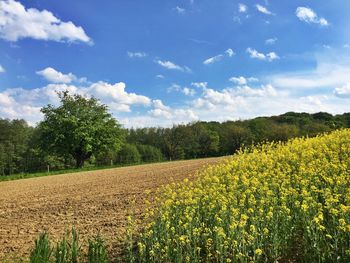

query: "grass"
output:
0 160 167 182
29 229 109 263
0 157 221 182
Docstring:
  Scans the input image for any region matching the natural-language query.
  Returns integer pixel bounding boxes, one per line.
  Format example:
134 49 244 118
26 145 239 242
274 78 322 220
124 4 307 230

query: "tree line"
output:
0 92 349 176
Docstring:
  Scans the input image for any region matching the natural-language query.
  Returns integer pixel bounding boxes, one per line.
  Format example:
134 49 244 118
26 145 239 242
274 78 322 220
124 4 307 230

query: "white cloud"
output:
203 49 235 65
256 4 273 15
225 48 235 57
203 54 223 65
334 83 350 98
149 99 198 121
0 65 5 73
168 84 196 96
36 67 77 84
270 63 350 91
229 76 258 85
155 74 165 79
0 80 152 125
296 7 328 26
265 37 277 45
246 48 279 61
175 6 185 14
89 82 151 106
191 82 208 89
127 51 147 58
156 60 191 72
238 3 247 13
0 0 92 43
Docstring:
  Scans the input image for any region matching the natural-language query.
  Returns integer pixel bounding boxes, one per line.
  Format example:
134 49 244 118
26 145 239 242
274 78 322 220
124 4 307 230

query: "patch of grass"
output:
88 235 109 263
29 233 52 263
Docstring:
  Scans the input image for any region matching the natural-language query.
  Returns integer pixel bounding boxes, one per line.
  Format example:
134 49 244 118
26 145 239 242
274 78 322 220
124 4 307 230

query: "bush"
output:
116 144 141 164
137 145 164 163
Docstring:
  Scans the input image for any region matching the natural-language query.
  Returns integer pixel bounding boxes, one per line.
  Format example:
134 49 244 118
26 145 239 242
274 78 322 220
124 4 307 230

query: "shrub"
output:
116 144 141 164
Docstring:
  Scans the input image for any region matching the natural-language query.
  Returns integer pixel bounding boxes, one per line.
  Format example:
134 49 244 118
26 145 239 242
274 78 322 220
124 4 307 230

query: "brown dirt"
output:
0 157 225 262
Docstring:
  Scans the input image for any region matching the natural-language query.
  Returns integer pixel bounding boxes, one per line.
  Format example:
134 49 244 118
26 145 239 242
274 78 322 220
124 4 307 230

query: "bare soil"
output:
0 157 225 262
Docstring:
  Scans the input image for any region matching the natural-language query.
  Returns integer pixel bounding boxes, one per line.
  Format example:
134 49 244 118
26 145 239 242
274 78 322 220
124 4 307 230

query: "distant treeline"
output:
0 111 349 175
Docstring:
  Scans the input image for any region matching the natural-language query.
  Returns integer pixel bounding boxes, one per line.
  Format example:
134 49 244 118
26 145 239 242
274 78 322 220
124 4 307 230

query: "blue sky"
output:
0 0 350 127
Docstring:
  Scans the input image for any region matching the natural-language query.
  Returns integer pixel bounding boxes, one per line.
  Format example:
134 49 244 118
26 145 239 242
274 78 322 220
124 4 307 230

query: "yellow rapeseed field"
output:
131 129 350 263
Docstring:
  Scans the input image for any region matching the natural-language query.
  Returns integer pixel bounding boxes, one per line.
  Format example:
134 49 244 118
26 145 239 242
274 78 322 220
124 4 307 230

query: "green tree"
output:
116 143 141 164
39 91 124 168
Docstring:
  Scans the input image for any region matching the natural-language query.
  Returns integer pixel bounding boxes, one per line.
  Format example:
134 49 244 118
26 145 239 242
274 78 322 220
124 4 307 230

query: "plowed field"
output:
0 157 224 262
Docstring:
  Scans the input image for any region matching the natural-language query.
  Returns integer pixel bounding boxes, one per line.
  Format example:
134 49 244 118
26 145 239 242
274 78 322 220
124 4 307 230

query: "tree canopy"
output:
1 110 350 176
39 91 124 168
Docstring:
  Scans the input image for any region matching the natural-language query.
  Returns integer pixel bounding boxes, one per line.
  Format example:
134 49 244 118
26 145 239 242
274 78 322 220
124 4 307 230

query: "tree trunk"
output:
75 155 85 168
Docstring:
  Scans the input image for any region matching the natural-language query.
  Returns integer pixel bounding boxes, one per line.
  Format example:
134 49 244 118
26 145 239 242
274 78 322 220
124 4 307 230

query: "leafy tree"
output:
137 144 164 163
116 144 141 164
39 91 124 168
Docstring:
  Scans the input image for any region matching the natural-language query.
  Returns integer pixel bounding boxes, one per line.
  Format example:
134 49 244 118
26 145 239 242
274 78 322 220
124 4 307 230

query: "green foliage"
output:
2 111 350 178
39 91 124 168
136 144 164 163
30 233 52 263
117 144 141 164
88 235 108 263
54 228 80 263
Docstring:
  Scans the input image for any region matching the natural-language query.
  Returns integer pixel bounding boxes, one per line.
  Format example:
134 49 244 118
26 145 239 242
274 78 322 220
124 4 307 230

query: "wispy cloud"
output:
156 60 191 73
225 48 235 57
175 6 185 14
296 7 328 26
203 49 235 65
203 54 224 65
246 48 279 61
265 37 277 45
127 51 147 58
255 4 273 15
168 84 196 96
229 76 258 85
0 65 5 73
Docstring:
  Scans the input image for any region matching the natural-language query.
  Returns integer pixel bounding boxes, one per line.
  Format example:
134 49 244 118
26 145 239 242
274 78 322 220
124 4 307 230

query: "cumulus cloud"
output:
127 51 147 58
0 0 92 43
0 65 5 73
255 4 273 15
246 48 279 61
149 99 198 121
156 60 191 72
36 67 77 84
296 7 328 26
334 83 350 98
0 80 152 125
238 3 247 13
